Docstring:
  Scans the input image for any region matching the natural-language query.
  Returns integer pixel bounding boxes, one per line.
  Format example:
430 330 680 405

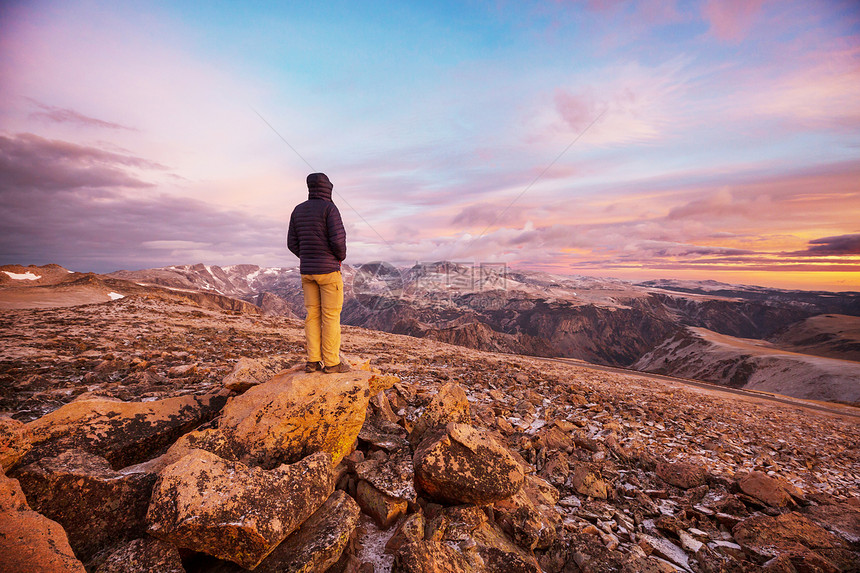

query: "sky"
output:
1 0 859 291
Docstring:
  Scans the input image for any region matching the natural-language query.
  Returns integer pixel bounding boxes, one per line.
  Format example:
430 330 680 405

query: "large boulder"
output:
414 423 524 505
122 427 239 475
0 416 32 471
199 490 361 573
409 383 470 446
14 449 157 562
424 505 542 573
359 391 410 452
569 461 608 499
22 391 228 469
355 447 417 502
94 537 184 573
494 474 561 550
249 490 361 573
733 512 858 570
802 502 860 545
656 460 709 490
736 471 802 508
146 449 333 569
0 471 86 573
394 540 483 573
218 369 375 468
386 513 426 555
222 356 277 393
356 479 407 529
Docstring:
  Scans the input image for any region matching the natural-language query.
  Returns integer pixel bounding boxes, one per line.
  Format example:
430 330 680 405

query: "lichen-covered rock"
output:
0 416 32 471
385 512 426 555
22 391 228 469
733 512 859 570
251 490 361 573
222 356 276 393
539 450 569 486
408 382 470 446
802 502 860 545
0 471 86 573
356 479 407 529
414 423 524 505
359 391 410 452
146 449 333 569
656 460 708 489
368 373 400 396
736 471 800 508
122 427 239 475
570 461 608 499
425 505 542 573
494 474 561 550
354 447 416 502
393 540 482 573
14 449 157 562
534 425 573 451
94 537 184 573
218 369 373 468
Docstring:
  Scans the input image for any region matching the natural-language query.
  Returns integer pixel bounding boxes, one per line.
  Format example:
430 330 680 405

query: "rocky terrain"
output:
101 262 860 402
1 288 859 572
769 315 860 362
633 327 860 403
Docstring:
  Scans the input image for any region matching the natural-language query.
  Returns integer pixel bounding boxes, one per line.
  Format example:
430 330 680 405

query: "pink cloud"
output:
27 99 135 131
409 159 860 280
701 0 768 43
451 202 528 229
750 44 860 130
541 57 693 147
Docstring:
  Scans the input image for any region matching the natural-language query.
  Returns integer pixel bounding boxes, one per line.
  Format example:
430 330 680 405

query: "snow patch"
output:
357 515 394 572
108 292 125 300
3 271 41 280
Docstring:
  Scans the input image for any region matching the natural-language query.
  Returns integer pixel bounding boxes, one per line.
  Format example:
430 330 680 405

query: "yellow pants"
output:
301 271 344 367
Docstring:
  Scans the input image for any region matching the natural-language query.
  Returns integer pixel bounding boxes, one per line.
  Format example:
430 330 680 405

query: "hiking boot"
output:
305 361 324 373
323 362 351 374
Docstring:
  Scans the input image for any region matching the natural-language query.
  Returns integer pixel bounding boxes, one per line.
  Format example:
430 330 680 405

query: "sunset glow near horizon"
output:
1 1 859 291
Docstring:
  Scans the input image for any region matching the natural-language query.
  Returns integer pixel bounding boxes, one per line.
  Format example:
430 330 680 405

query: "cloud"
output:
0 133 285 273
701 0 767 43
633 240 755 258
667 187 776 221
0 133 164 191
795 234 860 256
27 100 135 131
748 44 860 131
451 202 527 228
0 185 287 272
140 240 212 250
547 57 691 146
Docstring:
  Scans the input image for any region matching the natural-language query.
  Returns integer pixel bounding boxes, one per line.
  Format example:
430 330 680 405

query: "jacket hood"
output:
307 172 333 201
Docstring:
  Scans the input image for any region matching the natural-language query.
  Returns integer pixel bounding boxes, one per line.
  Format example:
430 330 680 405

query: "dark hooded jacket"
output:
287 173 347 274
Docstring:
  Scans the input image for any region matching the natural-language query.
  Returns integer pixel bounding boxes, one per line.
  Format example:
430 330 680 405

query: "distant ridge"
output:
5 261 859 402
102 262 860 403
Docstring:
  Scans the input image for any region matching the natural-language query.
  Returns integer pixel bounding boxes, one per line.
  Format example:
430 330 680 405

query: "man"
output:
287 172 350 373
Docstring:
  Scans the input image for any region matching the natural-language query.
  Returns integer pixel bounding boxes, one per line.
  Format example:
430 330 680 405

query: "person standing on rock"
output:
287 173 350 374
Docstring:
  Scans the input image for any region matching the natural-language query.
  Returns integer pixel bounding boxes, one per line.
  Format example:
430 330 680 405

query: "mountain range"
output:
3 262 859 403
